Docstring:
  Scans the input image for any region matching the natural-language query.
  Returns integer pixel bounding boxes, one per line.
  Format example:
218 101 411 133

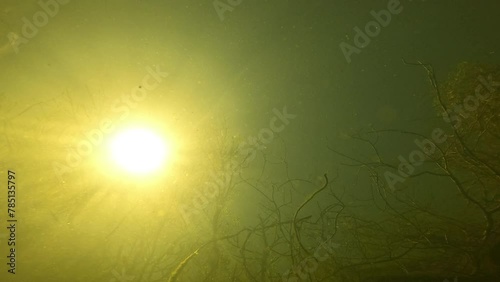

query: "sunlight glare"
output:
109 128 169 175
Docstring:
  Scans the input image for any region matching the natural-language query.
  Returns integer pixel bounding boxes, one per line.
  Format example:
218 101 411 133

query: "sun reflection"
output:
108 128 170 175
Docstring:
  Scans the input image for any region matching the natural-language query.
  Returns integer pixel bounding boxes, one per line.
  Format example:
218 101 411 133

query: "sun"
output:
108 128 170 175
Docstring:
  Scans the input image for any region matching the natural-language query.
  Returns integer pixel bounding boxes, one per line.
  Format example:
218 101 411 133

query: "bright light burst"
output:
109 128 169 175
